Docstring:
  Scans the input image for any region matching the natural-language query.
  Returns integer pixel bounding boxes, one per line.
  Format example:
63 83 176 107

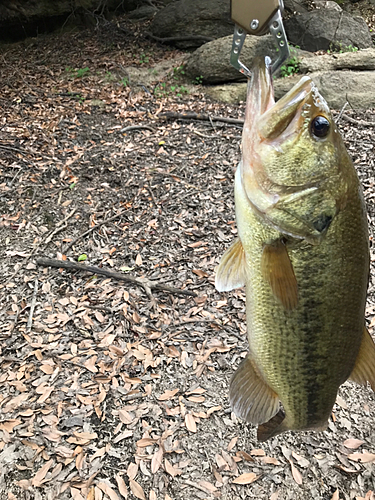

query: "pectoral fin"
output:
350 327 375 390
215 238 247 292
261 240 298 310
230 355 279 425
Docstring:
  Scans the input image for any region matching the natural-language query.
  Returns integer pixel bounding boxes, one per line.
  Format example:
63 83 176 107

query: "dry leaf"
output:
164 458 182 477
331 489 340 500
227 437 238 452
127 462 138 480
270 493 279 500
290 461 303 485
119 409 133 424
149 491 157 500
151 446 164 474
185 413 197 433
135 254 143 266
250 448 265 456
129 479 146 500
157 389 179 401
232 472 257 485
136 438 157 448
198 480 217 492
348 452 375 463
343 439 365 449
97 482 120 500
31 459 54 487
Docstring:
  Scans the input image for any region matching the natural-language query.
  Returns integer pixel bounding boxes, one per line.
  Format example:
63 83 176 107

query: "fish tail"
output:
257 409 287 442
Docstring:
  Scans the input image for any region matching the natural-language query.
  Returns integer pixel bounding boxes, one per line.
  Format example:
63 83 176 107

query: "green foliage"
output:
279 56 300 78
172 65 186 80
154 81 189 97
194 75 203 85
327 42 358 54
121 77 129 87
65 66 90 78
78 254 87 262
139 53 150 64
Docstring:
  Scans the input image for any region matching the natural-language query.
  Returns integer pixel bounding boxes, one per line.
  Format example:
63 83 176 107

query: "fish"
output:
215 57 375 441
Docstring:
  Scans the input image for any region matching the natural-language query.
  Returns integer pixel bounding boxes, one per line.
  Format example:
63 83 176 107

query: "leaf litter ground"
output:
0 18 374 500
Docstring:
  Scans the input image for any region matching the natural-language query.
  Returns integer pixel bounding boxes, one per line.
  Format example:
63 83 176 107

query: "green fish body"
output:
216 58 375 441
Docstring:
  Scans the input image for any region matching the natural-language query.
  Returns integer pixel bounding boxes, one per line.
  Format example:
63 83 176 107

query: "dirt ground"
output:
0 15 375 500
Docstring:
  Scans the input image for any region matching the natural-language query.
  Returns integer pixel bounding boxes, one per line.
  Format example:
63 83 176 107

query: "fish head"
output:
241 58 353 242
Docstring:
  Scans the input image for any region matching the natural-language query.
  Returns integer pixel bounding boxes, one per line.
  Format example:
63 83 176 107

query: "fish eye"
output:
310 115 330 139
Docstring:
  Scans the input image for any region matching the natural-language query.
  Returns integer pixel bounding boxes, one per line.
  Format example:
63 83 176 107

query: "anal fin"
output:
350 327 375 390
230 355 279 426
261 240 298 310
215 238 246 292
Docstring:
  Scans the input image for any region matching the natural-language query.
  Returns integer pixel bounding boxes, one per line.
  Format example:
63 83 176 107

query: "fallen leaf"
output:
127 462 138 480
115 474 128 498
129 479 146 500
250 448 265 456
227 437 238 452
97 482 120 500
164 458 182 477
135 254 142 266
331 489 340 500
348 452 375 463
157 389 179 401
151 446 163 474
185 413 197 433
232 472 257 484
31 459 54 487
290 461 303 485
198 480 217 492
343 439 365 449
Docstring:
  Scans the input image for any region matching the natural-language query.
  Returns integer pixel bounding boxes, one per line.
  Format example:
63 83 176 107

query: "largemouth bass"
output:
216 57 375 441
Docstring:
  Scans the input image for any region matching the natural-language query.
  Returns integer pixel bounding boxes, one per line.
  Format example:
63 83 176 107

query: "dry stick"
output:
340 114 375 127
159 111 244 126
119 125 156 133
27 279 38 332
36 258 197 298
62 210 128 254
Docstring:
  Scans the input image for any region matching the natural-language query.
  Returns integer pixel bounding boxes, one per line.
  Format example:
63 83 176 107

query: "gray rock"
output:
283 0 309 14
128 5 158 20
185 34 276 84
284 10 372 51
299 48 375 73
313 0 342 11
149 0 233 48
204 71 375 109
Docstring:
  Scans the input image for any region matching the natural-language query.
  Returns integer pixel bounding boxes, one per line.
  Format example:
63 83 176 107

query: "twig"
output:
44 208 77 245
145 183 158 207
159 111 244 126
335 102 348 125
36 258 197 297
340 114 375 127
145 32 214 43
27 280 38 332
62 209 128 253
119 125 155 133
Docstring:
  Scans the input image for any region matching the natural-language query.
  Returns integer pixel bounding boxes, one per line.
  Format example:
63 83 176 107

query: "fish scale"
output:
216 57 375 441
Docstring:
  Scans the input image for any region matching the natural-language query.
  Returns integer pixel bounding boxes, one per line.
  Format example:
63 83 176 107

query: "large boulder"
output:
204 70 375 109
185 34 276 84
149 0 233 49
184 34 313 84
298 48 375 73
284 10 372 51
0 0 122 40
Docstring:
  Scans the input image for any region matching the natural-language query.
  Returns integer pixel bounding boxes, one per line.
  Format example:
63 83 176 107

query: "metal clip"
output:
230 0 289 77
